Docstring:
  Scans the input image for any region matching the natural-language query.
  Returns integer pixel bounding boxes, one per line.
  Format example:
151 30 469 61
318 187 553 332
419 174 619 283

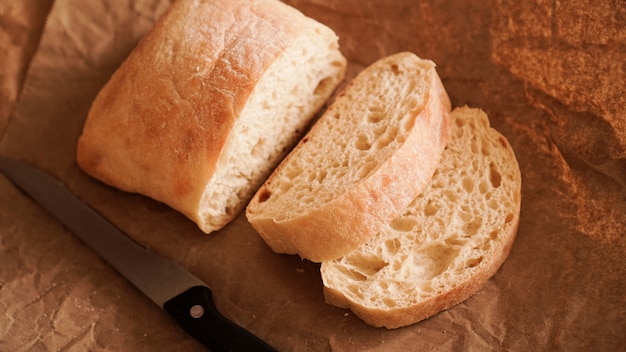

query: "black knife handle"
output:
164 286 277 352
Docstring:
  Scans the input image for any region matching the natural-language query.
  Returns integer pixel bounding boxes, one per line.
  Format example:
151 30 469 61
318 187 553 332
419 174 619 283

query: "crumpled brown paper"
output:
0 0 54 136
1 0 624 351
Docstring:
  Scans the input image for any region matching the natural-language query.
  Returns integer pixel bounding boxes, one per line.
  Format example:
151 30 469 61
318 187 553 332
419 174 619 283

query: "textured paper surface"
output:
0 0 54 136
1 0 624 351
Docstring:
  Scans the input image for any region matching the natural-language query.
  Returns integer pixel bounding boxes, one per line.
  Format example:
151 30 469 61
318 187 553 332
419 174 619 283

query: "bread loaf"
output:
76 0 347 233
246 52 451 262
320 106 522 329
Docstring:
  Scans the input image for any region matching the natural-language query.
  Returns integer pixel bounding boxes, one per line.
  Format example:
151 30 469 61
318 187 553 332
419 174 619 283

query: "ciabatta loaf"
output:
321 106 522 329
76 0 347 233
246 52 451 262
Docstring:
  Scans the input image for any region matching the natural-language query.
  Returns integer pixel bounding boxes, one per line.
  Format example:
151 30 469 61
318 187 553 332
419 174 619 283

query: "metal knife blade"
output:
0 156 276 352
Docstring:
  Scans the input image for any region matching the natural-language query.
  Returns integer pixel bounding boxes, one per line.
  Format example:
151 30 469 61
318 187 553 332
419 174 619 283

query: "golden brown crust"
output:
77 0 309 222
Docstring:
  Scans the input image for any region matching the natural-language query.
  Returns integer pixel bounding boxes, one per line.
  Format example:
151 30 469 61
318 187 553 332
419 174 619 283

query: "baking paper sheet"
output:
1 0 624 350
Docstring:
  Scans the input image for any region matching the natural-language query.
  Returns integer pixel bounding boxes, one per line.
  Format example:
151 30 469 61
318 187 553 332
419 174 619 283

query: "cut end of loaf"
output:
246 52 451 261
196 19 347 233
321 106 522 329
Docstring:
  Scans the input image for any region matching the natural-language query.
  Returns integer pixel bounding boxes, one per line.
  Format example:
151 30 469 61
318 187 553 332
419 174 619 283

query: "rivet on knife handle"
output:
0 156 277 352
164 286 276 351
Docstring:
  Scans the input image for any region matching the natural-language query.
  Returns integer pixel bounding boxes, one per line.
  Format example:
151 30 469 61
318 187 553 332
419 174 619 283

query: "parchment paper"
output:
1 0 624 351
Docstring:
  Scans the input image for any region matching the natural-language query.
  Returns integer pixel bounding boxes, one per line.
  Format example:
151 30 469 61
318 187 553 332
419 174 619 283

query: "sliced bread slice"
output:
320 106 522 329
246 52 451 262
76 0 347 234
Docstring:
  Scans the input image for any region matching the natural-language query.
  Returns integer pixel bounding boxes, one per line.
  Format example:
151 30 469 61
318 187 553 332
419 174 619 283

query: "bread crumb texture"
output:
251 53 435 217
321 106 522 329
246 52 451 262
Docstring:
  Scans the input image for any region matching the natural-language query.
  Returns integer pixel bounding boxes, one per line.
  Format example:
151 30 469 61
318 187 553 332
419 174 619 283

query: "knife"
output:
0 156 277 352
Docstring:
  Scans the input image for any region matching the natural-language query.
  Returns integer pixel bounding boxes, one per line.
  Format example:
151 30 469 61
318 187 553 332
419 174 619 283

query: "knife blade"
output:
0 156 276 352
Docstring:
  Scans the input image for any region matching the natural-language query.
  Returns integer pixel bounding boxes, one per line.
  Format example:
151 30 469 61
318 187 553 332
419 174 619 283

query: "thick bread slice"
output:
246 52 451 262
320 106 522 329
76 0 347 233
